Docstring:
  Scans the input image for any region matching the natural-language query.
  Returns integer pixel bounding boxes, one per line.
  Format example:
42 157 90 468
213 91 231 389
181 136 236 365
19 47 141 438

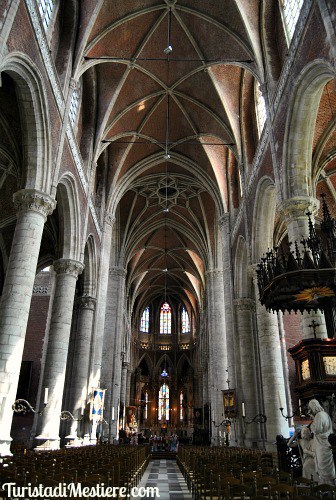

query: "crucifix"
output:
308 320 319 338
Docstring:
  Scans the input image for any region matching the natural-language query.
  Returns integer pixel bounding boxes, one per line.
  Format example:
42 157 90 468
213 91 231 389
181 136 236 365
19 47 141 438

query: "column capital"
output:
279 196 319 223
248 264 258 280
109 266 127 278
77 295 96 310
13 189 56 220
104 211 115 227
218 212 230 230
205 268 223 277
233 298 256 312
53 259 84 278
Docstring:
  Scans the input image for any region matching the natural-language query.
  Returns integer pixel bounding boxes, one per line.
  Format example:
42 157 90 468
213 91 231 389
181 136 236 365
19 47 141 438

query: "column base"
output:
34 435 60 451
0 438 13 456
64 437 83 448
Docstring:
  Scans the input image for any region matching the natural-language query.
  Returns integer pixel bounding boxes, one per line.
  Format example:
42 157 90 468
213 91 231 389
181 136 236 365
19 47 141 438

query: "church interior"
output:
1 0 336 487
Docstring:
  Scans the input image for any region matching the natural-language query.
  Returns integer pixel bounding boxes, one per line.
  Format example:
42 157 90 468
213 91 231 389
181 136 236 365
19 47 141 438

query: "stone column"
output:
68 295 96 439
233 298 261 447
125 367 132 407
89 213 115 387
0 189 56 456
252 269 289 449
120 361 129 407
280 196 327 339
101 267 126 442
36 259 84 449
206 269 228 445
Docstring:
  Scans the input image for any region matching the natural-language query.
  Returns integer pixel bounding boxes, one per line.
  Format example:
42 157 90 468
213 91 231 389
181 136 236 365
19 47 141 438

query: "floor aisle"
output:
133 459 193 499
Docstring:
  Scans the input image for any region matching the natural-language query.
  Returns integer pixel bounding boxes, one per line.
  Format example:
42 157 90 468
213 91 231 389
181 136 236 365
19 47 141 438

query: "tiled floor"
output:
132 459 192 499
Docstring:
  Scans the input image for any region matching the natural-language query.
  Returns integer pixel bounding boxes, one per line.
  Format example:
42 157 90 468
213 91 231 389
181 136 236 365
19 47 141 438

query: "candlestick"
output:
44 388 48 405
242 402 245 417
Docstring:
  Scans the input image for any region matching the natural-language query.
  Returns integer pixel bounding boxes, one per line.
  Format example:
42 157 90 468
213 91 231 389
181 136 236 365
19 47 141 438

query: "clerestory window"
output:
280 0 304 44
69 87 80 127
255 82 267 137
140 306 150 333
36 0 54 31
181 307 190 333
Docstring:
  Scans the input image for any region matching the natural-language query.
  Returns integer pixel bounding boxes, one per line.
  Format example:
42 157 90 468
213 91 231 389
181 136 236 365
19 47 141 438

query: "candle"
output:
81 401 85 415
44 388 48 405
219 430 221 437
242 402 245 417
112 407 115 420
299 398 302 408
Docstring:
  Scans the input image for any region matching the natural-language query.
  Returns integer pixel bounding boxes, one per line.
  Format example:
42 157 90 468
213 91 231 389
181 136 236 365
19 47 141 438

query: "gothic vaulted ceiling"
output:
76 0 262 319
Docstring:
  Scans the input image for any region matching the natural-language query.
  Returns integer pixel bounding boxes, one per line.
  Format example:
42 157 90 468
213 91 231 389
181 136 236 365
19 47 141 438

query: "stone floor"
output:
132 459 192 499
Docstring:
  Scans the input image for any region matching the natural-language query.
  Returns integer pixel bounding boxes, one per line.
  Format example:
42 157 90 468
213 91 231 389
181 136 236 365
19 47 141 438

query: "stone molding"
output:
279 196 319 222
109 266 127 278
33 285 49 295
233 298 256 312
76 295 96 310
218 213 230 230
53 259 84 278
205 269 223 278
13 189 56 219
104 212 116 227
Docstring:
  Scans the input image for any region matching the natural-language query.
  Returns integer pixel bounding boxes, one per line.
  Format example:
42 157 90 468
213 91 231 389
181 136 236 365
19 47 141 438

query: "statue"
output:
288 426 317 481
308 398 336 485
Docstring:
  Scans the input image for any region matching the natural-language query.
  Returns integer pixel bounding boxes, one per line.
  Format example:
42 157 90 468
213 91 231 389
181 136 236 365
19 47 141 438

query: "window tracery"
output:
36 0 54 31
69 87 80 127
280 0 304 43
140 306 150 333
181 307 190 333
158 383 169 421
160 302 171 334
255 83 267 136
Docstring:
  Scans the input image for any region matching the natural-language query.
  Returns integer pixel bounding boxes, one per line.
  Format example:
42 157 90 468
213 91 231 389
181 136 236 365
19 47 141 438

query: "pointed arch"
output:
1 53 53 192
252 176 277 262
283 60 335 199
56 173 82 260
83 235 98 297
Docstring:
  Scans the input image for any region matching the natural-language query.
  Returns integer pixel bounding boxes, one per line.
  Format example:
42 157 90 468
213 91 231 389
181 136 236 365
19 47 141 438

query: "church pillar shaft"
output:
253 273 289 447
234 298 261 446
206 269 228 443
90 213 115 386
37 259 83 446
280 196 327 339
68 296 96 437
0 189 55 455
125 368 132 407
101 267 126 441
120 362 129 406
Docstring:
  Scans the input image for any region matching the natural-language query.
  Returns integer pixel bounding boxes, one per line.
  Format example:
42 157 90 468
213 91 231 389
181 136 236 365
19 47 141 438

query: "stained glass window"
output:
255 83 267 136
69 88 80 126
145 391 148 420
160 302 171 334
181 307 190 333
158 383 169 421
36 0 54 31
180 392 183 421
140 306 150 333
280 0 304 43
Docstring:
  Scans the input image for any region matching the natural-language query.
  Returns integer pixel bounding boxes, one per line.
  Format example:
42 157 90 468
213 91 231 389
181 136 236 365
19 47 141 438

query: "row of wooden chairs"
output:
0 444 150 497
177 446 336 499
